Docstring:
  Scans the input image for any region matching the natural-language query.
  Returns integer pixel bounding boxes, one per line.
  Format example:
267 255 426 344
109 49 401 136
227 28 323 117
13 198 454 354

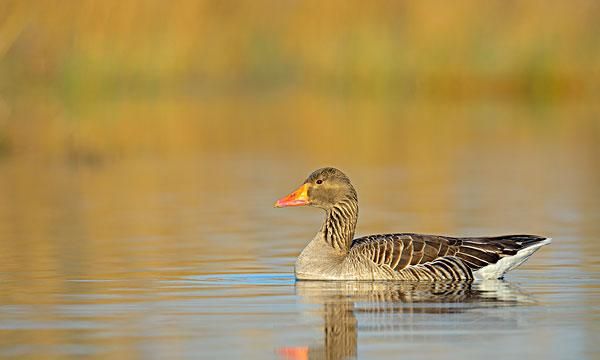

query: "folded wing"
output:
349 233 548 280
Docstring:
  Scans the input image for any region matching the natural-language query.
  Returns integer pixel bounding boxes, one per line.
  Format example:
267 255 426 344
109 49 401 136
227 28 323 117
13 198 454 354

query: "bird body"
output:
275 168 551 281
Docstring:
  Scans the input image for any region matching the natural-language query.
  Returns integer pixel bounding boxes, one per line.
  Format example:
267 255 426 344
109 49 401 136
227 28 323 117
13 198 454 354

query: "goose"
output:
274 167 551 281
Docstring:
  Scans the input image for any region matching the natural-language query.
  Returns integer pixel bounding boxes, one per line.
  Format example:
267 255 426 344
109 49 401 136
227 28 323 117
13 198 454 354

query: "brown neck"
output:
321 198 359 252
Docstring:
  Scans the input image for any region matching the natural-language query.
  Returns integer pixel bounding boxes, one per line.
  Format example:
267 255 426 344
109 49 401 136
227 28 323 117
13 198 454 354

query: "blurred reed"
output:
0 0 598 159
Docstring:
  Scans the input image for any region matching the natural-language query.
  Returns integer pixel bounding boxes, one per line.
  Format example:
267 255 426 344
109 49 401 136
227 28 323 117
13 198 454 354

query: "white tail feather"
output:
473 237 552 280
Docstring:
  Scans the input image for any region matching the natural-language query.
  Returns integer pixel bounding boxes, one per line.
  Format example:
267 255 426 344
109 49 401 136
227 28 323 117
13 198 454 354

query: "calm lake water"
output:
0 103 599 359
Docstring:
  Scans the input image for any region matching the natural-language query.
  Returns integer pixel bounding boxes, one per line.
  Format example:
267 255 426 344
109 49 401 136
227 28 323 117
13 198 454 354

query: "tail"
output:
471 236 552 280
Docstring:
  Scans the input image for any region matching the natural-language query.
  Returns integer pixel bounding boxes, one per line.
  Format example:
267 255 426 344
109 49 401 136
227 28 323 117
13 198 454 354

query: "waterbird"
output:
274 167 551 281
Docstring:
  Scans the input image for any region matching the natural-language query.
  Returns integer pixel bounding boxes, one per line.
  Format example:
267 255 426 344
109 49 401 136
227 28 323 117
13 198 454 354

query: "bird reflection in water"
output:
278 280 533 360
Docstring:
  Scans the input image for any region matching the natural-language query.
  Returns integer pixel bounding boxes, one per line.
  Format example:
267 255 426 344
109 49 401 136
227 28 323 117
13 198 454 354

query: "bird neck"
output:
321 198 359 253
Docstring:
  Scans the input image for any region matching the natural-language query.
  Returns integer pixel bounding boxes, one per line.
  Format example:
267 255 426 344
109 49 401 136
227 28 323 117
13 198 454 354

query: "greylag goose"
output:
274 167 551 281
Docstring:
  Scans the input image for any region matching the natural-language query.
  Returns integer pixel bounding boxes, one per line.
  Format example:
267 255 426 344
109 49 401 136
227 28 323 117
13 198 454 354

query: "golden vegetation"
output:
2 1 599 97
0 1 599 159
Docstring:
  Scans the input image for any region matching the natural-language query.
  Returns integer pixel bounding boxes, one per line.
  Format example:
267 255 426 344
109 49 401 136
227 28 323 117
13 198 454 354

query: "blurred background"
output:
0 1 599 358
0 0 598 160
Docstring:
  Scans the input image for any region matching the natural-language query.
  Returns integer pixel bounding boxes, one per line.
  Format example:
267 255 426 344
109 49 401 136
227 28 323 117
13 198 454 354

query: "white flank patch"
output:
473 237 552 280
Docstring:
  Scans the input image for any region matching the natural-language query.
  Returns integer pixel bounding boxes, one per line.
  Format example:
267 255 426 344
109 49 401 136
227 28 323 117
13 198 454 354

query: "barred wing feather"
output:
349 233 549 280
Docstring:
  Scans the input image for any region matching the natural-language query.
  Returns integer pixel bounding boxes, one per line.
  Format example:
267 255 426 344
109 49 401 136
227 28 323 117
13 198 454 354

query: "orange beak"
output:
274 183 310 207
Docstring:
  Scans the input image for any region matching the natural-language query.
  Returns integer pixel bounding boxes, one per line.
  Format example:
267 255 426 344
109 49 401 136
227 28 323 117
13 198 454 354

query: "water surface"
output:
0 107 599 359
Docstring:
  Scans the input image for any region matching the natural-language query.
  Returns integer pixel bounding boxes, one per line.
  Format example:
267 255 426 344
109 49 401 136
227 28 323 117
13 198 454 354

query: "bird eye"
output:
316 179 323 184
